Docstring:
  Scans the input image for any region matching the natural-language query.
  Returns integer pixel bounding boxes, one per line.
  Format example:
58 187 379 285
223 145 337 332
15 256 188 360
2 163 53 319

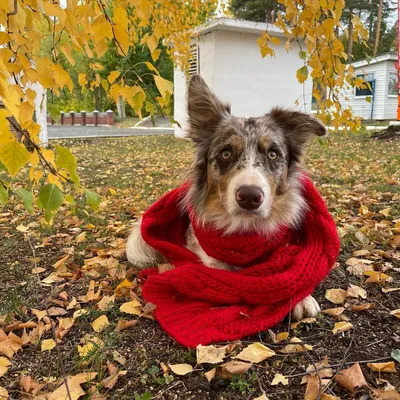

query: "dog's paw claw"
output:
291 295 321 321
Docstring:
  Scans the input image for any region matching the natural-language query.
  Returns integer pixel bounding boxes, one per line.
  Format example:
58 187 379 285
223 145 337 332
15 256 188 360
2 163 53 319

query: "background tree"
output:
231 0 282 23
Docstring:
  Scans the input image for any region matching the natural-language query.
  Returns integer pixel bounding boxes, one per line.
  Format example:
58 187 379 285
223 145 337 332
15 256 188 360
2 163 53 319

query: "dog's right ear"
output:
187 75 231 143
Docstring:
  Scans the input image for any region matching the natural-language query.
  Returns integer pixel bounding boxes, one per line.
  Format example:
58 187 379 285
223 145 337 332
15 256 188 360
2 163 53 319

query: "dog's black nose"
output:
236 186 264 210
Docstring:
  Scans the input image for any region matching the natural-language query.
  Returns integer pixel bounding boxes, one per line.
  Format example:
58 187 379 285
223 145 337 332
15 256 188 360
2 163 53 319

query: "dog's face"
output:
185 75 326 235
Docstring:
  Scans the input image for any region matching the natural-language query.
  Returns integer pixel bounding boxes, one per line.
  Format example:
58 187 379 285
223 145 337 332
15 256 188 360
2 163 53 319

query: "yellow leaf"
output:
0 357 11 377
367 361 396 373
0 386 8 399
325 288 348 304
78 73 88 86
332 321 353 334
196 344 227 364
0 140 30 176
91 315 109 332
168 363 193 376
119 300 142 315
271 373 289 386
390 309 400 319
235 343 276 363
41 338 56 352
154 75 173 98
108 71 120 84
323 307 345 316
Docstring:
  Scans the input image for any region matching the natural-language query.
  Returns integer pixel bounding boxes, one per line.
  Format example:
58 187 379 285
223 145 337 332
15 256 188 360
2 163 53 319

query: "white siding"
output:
174 32 216 137
174 29 312 136
383 61 398 120
213 30 312 117
338 60 397 120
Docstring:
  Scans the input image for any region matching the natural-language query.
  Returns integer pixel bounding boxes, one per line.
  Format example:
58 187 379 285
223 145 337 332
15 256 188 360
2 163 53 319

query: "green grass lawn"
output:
0 133 399 399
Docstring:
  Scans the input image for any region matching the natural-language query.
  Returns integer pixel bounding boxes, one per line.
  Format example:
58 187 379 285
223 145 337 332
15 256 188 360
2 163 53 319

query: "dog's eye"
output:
267 150 279 160
220 149 232 160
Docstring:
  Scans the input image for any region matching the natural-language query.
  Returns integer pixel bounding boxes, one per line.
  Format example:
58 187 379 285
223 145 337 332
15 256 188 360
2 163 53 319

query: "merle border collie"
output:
126 75 327 321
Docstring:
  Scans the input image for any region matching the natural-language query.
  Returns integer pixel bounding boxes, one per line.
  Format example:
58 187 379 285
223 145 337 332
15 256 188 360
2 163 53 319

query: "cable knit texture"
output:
139 175 340 348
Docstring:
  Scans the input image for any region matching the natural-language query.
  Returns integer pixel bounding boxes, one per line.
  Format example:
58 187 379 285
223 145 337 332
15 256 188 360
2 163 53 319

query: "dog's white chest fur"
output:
185 225 237 271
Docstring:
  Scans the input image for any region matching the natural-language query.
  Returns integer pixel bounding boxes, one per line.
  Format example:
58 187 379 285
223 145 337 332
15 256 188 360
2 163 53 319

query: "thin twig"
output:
26 234 73 400
287 356 393 378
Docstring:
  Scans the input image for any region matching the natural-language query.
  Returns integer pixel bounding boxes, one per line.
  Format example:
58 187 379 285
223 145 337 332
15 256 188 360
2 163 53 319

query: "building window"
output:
388 72 398 96
355 73 374 97
188 44 199 77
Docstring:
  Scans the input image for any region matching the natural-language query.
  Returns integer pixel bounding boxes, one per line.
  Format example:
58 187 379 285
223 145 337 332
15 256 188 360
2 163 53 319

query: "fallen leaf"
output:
0 357 11 377
320 395 340 400
301 356 333 384
367 362 396 373
335 363 367 392
115 319 137 332
382 287 400 293
32 267 46 274
291 317 317 329
353 249 370 257
113 350 127 366
254 394 270 400
91 315 109 332
59 317 74 330
48 372 97 400
325 289 348 304
168 363 193 376
332 322 353 334
204 368 216 382
364 271 392 284
390 309 400 319
371 388 400 399
217 360 252 378
323 307 345 316
392 349 400 363
268 330 289 343
235 342 275 363
76 232 86 243
114 279 135 298
96 295 115 311
347 284 367 299
304 375 330 400
0 387 8 399
119 300 141 315
102 361 127 389
196 344 227 364
41 339 56 352
351 303 374 311
271 373 288 386
280 337 313 354
47 307 67 316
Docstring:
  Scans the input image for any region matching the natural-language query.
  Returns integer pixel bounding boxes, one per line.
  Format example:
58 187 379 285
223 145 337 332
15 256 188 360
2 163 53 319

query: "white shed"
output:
173 18 313 137
338 53 398 121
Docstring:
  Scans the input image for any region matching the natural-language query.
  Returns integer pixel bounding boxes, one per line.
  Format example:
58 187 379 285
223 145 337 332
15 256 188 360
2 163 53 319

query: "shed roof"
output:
195 17 284 37
350 52 397 69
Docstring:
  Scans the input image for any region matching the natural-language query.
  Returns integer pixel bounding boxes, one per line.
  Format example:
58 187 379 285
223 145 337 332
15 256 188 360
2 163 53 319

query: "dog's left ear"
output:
269 107 326 162
187 75 231 144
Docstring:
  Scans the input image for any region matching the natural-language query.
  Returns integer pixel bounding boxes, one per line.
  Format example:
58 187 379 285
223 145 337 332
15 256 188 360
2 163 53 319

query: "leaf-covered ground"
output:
0 134 399 400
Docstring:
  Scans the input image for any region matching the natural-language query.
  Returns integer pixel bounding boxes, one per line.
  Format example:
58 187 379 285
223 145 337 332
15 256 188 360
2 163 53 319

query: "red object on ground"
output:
139 175 340 348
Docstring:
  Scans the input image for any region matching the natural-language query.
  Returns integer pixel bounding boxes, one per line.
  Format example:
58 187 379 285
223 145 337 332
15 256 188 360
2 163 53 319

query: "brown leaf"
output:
115 319 137 332
367 362 396 373
217 360 252 379
332 321 353 334
347 284 367 299
322 307 345 316
335 363 367 392
325 289 348 304
304 375 330 400
351 303 374 311
204 368 216 382
371 388 400 399
47 307 67 316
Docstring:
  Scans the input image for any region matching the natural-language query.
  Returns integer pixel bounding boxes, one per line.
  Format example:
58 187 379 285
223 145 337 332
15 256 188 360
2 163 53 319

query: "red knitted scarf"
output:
139 175 340 348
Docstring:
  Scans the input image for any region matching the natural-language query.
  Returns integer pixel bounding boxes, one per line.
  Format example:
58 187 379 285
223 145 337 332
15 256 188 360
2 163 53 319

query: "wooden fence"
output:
47 110 114 126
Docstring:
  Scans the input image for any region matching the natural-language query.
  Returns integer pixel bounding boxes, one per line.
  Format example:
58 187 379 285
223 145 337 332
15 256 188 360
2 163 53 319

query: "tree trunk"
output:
373 0 384 57
117 96 126 120
347 10 354 60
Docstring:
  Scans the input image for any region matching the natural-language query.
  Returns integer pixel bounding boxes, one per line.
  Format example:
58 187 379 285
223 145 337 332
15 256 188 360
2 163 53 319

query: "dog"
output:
126 75 327 321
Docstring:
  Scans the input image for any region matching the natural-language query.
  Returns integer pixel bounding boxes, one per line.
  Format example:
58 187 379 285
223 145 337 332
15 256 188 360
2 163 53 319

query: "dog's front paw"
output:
291 295 321 321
